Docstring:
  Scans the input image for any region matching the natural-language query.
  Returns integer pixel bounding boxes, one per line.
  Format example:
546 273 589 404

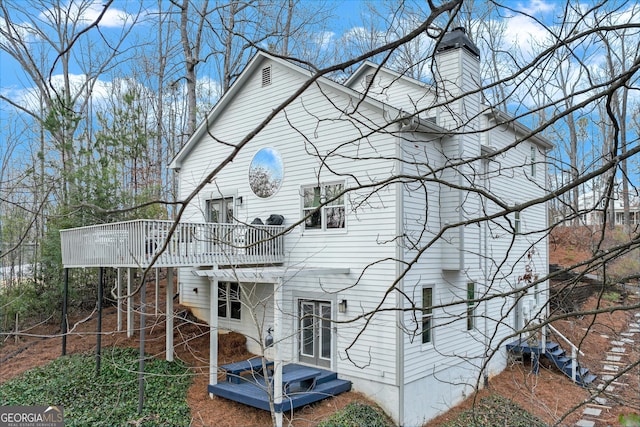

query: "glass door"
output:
299 300 332 368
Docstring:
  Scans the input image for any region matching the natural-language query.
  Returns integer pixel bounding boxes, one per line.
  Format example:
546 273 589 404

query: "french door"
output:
299 300 332 368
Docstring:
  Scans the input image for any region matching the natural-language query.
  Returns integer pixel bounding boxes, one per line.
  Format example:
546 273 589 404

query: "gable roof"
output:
483 107 554 150
344 60 435 94
348 62 553 151
169 51 446 170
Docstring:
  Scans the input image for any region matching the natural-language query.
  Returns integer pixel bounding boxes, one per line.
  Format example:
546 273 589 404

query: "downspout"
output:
273 277 284 427
166 267 174 362
127 268 134 338
542 148 550 346
116 268 123 331
395 125 405 427
480 145 496 388
482 165 489 388
209 267 219 397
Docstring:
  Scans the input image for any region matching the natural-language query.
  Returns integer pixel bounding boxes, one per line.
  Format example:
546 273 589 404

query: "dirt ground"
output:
2 284 638 427
2 228 640 427
0 283 375 427
427 293 640 427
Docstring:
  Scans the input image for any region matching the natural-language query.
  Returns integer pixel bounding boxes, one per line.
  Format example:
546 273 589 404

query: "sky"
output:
0 0 560 154
0 0 560 95
1 0 637 157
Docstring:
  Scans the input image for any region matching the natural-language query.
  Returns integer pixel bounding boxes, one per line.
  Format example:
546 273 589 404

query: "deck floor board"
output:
208 364 351 412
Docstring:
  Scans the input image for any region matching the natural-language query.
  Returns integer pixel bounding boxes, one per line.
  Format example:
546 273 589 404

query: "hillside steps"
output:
506 339 596 387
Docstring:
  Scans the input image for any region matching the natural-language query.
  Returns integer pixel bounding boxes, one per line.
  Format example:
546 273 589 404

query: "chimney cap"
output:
435 26 480 58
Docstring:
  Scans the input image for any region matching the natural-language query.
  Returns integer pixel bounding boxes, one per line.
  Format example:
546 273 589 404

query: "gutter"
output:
482 107 554 150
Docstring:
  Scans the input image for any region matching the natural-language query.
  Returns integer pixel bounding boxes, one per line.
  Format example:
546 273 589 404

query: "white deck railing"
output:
545 323 584 383
60 219 285 268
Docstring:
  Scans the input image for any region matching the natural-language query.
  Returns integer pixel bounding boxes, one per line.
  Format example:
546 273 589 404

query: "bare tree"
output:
594 5 640 232
2 1 640 426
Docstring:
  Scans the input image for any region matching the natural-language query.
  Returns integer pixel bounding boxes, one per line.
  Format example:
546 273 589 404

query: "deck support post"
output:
273 278 284 427
116 268 123 331
61 268 69 356
209 270 219 397
127 268 134 337
138 276 146 414
96 267 103 376
155 268 159 316
166 267 174 362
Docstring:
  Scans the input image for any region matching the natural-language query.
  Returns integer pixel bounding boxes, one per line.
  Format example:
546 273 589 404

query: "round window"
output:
249 148 283 198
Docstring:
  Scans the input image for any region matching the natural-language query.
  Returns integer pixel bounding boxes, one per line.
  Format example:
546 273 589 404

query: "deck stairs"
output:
506 339 597 387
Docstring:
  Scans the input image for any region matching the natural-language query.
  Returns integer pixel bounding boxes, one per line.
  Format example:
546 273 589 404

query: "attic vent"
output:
365 73 374 87
262 66 272 87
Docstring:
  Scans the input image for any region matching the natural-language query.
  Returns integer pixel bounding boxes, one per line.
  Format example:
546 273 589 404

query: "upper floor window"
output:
514 211 521 234
249 147 283 198
206 197 234 223
302 183 345 230
530 146 537 177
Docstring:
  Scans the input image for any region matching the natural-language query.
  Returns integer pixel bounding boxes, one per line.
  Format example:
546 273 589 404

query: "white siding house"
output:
164 28 552 426
575 186 640 226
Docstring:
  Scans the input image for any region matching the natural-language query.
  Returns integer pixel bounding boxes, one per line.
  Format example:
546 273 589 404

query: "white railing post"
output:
571 347 577 382
60 219 285 268
540 319 546 355
547 323 583 383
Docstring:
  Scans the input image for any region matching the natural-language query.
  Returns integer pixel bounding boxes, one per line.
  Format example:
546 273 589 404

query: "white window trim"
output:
205 195 238 223
218 281 242 321
466 282 476 332
514 210 521 234
301 181 347 233
530 145 537 177
421 285 435 348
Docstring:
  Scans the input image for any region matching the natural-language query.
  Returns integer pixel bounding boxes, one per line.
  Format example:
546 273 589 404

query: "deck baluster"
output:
60 219 285 268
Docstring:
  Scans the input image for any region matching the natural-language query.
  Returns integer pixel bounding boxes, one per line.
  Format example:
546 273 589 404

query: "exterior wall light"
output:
339 299 347 313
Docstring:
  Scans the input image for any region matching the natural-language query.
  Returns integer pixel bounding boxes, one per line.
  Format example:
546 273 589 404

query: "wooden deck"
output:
209 363 352 412
60 219 285 268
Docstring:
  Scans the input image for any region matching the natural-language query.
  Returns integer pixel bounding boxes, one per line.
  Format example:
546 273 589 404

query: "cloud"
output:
2 73 113 113
518 0 556 15
39 0 140 29
0 18 35 45
313 31 336 50
502 14 551 59
76 2 133 28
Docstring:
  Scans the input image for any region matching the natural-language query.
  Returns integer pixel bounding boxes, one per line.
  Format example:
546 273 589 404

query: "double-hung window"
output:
422 287 434 344
514 211 521 234
530 146 537 177
302 183 345 230
218 282 241 320
466 282 476 331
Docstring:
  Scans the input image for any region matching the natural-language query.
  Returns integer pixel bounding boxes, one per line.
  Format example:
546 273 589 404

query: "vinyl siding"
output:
400 112 549 387
349 68 437 121
399 49 548 421
172 51 550 426
175 57 402 385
